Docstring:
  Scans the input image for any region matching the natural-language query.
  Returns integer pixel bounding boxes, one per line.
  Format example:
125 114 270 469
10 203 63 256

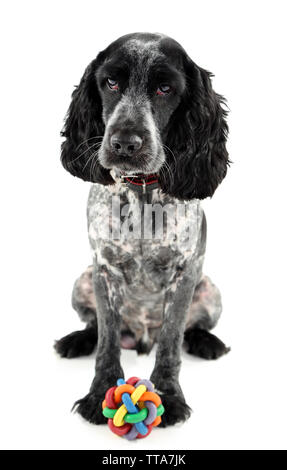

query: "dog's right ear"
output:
61 55 114 185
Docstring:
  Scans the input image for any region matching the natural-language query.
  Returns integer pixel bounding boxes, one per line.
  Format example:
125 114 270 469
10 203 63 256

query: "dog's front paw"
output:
158 393 191 427
73 391 106 424
73 371 123 425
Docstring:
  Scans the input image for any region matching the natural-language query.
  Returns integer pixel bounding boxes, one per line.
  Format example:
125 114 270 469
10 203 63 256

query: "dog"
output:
55 32 230 426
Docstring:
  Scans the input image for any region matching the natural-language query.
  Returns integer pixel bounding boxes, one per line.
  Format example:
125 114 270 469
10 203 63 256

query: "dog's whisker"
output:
75 136 104 152
68 142 102 166
89 151 102 180
82 148 100 173
162 144 177 166
150 152 174 186
163 159 174 185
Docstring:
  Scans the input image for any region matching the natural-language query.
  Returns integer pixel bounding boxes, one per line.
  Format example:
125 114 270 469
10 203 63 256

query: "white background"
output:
0 0 286 450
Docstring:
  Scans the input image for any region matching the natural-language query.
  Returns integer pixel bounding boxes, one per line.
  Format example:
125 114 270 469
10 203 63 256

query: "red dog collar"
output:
120 173 159 193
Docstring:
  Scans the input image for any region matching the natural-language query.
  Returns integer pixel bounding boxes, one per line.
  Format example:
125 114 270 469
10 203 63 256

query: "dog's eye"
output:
156 84 171 96
107 78 119 91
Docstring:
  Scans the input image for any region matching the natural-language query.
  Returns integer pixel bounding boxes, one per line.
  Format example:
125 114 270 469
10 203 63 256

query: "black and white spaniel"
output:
55 32 230 427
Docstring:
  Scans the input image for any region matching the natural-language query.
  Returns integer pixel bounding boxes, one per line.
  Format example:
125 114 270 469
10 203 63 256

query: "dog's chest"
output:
89 182 199 260
87 182 201 305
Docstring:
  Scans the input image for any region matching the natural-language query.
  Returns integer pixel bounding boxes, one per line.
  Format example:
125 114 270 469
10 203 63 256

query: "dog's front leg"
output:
150 269 196 426
74 264 124 424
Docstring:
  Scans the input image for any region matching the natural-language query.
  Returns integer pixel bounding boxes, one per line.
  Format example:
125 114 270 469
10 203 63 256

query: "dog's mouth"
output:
99 148 164 175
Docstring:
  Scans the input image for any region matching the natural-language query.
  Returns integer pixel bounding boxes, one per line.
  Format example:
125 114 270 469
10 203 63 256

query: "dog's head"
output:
61 33 229 199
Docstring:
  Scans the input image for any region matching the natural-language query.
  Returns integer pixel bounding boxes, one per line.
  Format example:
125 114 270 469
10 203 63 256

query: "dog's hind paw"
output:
158 393 191 427
54 328 97 358
184 328 230 360
72 392 106 424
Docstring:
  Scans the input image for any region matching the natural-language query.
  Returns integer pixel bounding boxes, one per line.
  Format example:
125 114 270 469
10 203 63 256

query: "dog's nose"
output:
110 133 143 156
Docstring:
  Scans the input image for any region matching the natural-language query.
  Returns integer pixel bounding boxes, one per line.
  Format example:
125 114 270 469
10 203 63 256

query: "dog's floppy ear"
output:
160 56 229 200
61 55 114 185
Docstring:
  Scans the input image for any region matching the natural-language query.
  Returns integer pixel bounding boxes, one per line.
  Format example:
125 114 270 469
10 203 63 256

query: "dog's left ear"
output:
61 55 114 185
160 57 229 200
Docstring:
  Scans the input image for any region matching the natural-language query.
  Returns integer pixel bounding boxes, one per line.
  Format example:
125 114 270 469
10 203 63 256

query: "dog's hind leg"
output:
54 266 98 358
184 276 230 359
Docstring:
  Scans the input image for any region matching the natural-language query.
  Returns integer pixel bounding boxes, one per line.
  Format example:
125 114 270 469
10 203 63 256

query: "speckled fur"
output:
73 265 222 349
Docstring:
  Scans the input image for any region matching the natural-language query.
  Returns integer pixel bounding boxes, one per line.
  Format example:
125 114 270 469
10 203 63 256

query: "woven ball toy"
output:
102 377 165 440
